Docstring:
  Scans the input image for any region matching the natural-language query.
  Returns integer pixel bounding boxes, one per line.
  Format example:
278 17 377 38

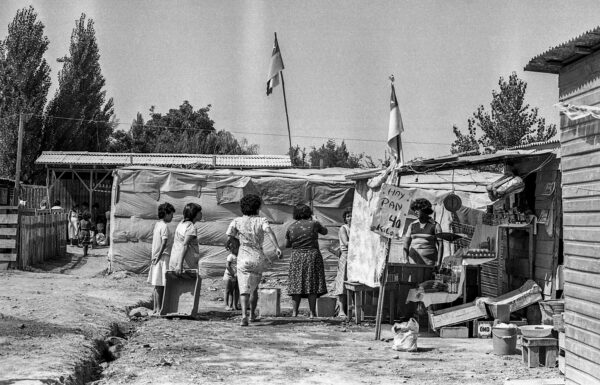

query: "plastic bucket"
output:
492 327 517 355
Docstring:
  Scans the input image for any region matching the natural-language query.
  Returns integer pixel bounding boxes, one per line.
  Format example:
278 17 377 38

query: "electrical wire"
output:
0 113 451 146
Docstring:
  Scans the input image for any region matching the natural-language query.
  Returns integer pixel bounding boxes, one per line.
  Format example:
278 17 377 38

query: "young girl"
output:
78 211 93 256
148 203 176 314
223 237 240 311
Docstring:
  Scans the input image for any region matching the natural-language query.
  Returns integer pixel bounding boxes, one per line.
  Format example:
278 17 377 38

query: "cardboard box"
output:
161 270 202 317
440 326 469 338
428 300 488 330
257 288 281 317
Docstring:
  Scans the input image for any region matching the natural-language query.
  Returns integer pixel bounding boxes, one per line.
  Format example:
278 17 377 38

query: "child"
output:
223 237 240 311
95 222 108 247
78 211 93 256
148 202 176 315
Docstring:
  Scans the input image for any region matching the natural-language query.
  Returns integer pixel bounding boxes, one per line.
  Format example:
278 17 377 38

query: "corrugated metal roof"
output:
347 147 559 180
401 148 558 173
35 151 292 169
525 26 600 74
506 139 560 151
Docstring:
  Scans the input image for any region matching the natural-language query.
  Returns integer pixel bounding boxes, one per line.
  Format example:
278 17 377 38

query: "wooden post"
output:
89 170 94 212
280 70 293 161
13 113 24 205
375 241 392 340
374 164 403 340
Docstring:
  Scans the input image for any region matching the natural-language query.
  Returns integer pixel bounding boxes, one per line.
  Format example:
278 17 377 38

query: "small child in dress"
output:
224 237 240 311
147 202 176 315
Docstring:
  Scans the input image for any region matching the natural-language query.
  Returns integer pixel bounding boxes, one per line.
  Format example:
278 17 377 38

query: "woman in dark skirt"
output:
286 204 328 317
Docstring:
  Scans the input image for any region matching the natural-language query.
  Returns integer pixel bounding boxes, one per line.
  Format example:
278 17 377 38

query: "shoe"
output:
240 317 248 327
250 315 261 322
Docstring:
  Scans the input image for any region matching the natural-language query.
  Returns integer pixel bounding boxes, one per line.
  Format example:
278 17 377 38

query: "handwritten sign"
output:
370 184 414 239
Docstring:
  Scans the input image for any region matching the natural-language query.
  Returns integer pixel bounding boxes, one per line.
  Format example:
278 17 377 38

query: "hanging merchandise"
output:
486 174 524 201
443 193 462 212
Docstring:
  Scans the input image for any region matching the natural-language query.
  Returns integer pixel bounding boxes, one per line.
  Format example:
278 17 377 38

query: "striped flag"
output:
267 33 284 95
388 82 404 163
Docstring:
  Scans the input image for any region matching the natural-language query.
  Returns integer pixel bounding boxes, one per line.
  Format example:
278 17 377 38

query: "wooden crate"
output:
440 326 469 338
0 206 19 270
486 279 543 318
428 300 488 330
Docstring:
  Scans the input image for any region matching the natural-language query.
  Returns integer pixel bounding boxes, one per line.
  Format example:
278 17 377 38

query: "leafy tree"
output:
451 72 557 154
44 14 115 152
288 145 308 167
308 139 363 168
0 6 51 180
108 101 258 155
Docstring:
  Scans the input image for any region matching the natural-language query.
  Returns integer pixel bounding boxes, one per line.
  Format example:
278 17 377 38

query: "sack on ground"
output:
391 317 419 352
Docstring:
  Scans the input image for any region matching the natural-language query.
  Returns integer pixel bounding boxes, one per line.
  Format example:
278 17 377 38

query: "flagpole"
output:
280 71 293 154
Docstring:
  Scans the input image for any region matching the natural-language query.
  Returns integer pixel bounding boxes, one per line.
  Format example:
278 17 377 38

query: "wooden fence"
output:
16 212 68 269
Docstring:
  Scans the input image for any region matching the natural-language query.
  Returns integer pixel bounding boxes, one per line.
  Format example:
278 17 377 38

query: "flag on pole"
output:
388 82 404 163
267 33 284 95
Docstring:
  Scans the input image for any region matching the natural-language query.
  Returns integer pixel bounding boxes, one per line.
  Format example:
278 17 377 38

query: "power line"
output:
2 113 451 146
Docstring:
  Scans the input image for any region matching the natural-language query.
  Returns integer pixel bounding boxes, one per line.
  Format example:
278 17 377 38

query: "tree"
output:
451 72 557 154
44 14 115 152
0 6 51 180
308 139 363 168
288 145 308 167
108 101 258 155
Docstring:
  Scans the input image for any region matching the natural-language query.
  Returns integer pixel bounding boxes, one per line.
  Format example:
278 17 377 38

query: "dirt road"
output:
1 248 560 385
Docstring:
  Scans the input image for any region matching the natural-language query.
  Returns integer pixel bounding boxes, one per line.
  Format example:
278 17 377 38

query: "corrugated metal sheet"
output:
36 151 292 169
525 26 600 74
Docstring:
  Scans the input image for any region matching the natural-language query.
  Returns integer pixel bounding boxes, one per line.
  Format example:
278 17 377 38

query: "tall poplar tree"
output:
44 14 115 152
0 6 51 180
451 72 557 154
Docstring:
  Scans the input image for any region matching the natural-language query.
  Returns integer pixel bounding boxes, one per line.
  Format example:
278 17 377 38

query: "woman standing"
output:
286 204 328 318
332 208 352 317
68 205 80 246
226 194 282 326
169 203 202 274
402 198 443 268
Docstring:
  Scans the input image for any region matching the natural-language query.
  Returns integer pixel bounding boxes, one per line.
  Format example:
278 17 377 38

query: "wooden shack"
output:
390 145 563 300
526 26 600 385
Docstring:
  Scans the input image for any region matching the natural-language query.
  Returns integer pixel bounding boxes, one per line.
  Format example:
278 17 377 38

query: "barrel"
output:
492 326 517 355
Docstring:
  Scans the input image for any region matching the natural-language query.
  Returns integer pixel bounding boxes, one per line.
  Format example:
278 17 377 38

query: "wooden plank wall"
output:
511 157 560 296
559 52 600 385
534 159 561 297
0 206 19 270
18 213 68 268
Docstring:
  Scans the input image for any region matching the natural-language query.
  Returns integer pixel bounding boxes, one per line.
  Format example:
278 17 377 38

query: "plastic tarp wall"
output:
347 170 499 288
108 167 355 288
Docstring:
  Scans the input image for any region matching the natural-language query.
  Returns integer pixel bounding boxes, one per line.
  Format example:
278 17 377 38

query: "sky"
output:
1 0 599 162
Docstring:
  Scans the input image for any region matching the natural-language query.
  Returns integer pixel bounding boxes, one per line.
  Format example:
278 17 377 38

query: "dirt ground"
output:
1 247 561 385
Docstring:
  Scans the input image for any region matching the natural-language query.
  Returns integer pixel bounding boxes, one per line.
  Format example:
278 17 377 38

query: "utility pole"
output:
13 113 24 205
